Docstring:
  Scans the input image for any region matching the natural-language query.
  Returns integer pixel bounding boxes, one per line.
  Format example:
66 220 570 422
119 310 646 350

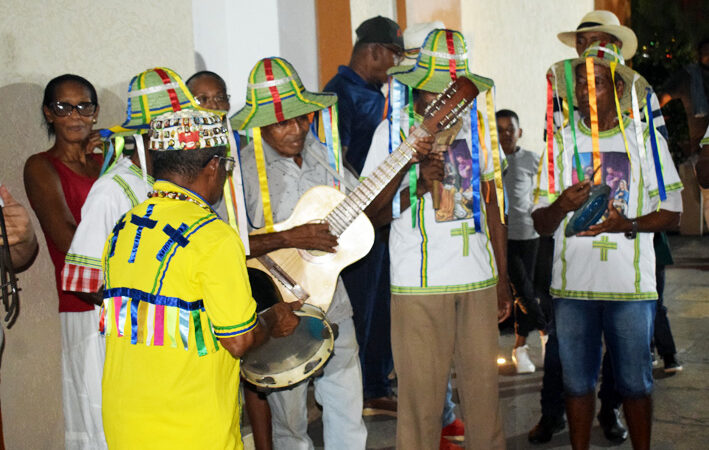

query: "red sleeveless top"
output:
41 152 101 312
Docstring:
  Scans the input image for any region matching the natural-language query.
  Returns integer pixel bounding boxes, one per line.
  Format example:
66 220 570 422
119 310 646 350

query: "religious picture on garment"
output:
435 139 476 222
572 152 630 216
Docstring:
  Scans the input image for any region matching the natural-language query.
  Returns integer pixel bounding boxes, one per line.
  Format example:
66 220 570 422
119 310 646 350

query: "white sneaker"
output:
513 345 536 374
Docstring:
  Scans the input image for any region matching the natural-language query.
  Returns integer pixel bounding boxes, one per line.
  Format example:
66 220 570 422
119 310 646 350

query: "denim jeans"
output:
554 298 656 397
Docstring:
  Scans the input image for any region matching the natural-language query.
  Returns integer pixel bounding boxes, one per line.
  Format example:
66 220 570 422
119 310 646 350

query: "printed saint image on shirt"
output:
572 152 630 216
435 139 475 222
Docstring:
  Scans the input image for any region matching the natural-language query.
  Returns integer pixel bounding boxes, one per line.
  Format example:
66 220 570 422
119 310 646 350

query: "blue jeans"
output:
554 298 656 398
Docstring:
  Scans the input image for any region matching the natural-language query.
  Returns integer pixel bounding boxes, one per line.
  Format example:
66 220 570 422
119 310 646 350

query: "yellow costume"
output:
101 180 256 449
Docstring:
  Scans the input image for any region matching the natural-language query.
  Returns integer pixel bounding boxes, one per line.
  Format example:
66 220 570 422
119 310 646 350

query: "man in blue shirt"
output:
323 15 403 417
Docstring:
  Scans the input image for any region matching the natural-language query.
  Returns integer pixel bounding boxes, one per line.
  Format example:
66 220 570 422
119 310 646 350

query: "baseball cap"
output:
355 16 404 48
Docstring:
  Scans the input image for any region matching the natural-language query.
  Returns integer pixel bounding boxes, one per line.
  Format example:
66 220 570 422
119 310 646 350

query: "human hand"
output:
496 281 513 323
84 130 104 155
410 126 434 163
577 200 631 236
416 156 444 197
264 301 302 338
555 180 591 213
284 222 338 252
0 185 35 247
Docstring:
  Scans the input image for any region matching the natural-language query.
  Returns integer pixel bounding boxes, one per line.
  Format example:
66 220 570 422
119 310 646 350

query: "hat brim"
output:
557 25 638 60
548 57 650 113
387 64 494 94
230 89 337 130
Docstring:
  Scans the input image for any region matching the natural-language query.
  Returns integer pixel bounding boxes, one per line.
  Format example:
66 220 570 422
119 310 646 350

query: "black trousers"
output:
508 238 546 337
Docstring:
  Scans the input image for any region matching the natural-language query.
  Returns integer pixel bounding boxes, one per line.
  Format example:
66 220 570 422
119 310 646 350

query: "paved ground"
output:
243 235 709 449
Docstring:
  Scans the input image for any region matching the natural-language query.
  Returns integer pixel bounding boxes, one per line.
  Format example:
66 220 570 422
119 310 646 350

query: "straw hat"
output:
403 21 444 59
107 67 203 137
557 10 638 59
149 109 228 151
387 29 493 94
230 57 337 130
548 42 650 113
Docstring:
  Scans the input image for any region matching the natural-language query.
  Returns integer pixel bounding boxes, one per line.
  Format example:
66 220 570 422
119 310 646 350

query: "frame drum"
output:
241 303 335 389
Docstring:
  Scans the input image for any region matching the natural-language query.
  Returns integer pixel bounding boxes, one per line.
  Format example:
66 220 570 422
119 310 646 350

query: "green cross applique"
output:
592 235 617 262
450 222 474 256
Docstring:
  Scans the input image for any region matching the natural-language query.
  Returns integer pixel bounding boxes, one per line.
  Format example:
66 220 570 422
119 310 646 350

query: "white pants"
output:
268 318 367 449
60 309 107 450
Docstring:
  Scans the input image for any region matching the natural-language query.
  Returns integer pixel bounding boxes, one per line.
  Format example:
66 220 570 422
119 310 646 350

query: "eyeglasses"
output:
49 101 97 117
194 94 230 107
379 44 404 64
218 156 236 173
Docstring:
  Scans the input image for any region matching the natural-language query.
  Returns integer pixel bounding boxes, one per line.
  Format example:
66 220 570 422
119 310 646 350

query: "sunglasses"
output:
379 44 405 64
204 155 236 173
194 94 230 107
49 101 97 117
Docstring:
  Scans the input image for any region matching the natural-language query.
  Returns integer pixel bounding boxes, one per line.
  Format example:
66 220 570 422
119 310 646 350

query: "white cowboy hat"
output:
557 10 638 59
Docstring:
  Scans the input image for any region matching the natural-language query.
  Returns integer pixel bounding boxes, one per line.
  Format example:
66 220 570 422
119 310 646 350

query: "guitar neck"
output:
325 126 431 237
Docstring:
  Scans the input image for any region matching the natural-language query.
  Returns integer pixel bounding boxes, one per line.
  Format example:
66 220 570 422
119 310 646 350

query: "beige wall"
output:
461 0 594 153
0 1 194 448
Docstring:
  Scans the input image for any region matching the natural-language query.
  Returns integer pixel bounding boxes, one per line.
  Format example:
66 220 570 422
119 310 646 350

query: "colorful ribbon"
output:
469 99 482 232
322 106 344 191
585 58 602 185
646 90 667 201
485 89 504 224
253 127 275 232
408 86 418 227
389 79 405 219
545 73 556 195
564 60 584 183
610 61 635 181
263 59 285 123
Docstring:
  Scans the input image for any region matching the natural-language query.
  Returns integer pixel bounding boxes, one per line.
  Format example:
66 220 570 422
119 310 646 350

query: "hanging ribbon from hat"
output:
645 89 667 202
321 106 345 192
407 86 418 227
564 60 585 184
485 89 505 224
585 58 602 185
544 73 556 199
388 79 406 219
609 61 636 182
224 119 251 254
252 127 275 232
469 99 482 232
445 30 458 81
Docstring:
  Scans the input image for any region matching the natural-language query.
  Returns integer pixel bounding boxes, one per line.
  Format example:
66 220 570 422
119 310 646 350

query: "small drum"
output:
241 303 335 389
565 184 611 237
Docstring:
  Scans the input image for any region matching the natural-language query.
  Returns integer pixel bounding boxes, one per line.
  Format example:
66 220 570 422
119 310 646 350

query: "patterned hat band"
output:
584 44 625 65
127 82 182 98
420 48 468 61
247 74 296 90
149 110 228 151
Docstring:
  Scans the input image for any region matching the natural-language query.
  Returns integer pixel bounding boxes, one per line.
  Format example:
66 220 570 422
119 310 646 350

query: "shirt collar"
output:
151 180 213 211
336 65 382 91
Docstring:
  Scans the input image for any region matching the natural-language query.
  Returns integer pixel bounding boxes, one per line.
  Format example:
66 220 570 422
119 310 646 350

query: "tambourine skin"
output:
564 184 611 237
240 303 335 390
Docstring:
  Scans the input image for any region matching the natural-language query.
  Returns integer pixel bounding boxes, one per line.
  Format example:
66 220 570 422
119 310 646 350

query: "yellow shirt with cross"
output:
100 180 256 449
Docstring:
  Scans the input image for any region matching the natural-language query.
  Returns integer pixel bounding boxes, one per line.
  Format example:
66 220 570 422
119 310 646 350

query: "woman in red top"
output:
23 74 105 450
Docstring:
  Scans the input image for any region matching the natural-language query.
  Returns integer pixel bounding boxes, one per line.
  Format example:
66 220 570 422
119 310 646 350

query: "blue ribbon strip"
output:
646 90 666 201
388 79 405 218
470 100 482 232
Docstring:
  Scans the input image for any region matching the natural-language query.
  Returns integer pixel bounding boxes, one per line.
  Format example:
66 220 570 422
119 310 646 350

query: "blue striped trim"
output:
104 287 205 310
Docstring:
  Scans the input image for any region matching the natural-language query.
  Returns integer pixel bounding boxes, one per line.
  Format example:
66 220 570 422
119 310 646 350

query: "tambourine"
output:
564 184 611 237
241 303 335 390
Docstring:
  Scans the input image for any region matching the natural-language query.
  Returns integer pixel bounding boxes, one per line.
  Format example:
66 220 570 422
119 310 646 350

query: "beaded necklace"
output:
148 190 214 213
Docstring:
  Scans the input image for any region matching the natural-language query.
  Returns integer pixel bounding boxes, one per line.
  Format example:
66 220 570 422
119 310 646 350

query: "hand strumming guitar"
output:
247 222 338 258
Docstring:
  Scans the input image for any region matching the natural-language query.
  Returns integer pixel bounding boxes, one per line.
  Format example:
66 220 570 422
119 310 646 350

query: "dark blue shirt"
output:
324 65 385 174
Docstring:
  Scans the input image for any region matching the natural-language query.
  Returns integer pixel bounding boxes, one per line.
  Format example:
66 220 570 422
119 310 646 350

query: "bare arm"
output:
23 154 78 253
0 185 38 270
532 180 592 236
484 180 512 322
217 301 301 358
247 223 339 258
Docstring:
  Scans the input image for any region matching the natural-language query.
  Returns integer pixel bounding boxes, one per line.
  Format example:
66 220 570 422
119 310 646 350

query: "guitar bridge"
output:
257 254 310 302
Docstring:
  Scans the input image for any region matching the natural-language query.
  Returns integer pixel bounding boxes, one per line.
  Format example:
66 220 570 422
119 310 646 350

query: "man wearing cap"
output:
60 67 201 449
100 109 299 449
362 29 511 450
529 11 659 444
533 42 683 450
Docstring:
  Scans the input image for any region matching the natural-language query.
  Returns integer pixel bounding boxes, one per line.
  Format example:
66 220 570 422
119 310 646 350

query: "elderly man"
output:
533 42 683 450
100 109 298 449
363 29 511 450
232 56 430 449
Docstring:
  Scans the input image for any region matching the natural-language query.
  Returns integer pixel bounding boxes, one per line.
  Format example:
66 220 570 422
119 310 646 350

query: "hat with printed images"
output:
149 109 228 151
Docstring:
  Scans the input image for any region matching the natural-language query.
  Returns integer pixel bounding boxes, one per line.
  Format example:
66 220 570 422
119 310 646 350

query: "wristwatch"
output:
624 220 638 239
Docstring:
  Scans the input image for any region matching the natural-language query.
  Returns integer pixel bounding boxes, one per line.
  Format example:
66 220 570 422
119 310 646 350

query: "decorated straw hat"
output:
387 29 493 94
557 10 638 59
230 57 337 130
548 41 650 113
106 67 203 137
149 109 228 151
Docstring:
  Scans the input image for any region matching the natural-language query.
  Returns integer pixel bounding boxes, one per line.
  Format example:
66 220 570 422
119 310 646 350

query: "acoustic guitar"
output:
248 77 479 313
